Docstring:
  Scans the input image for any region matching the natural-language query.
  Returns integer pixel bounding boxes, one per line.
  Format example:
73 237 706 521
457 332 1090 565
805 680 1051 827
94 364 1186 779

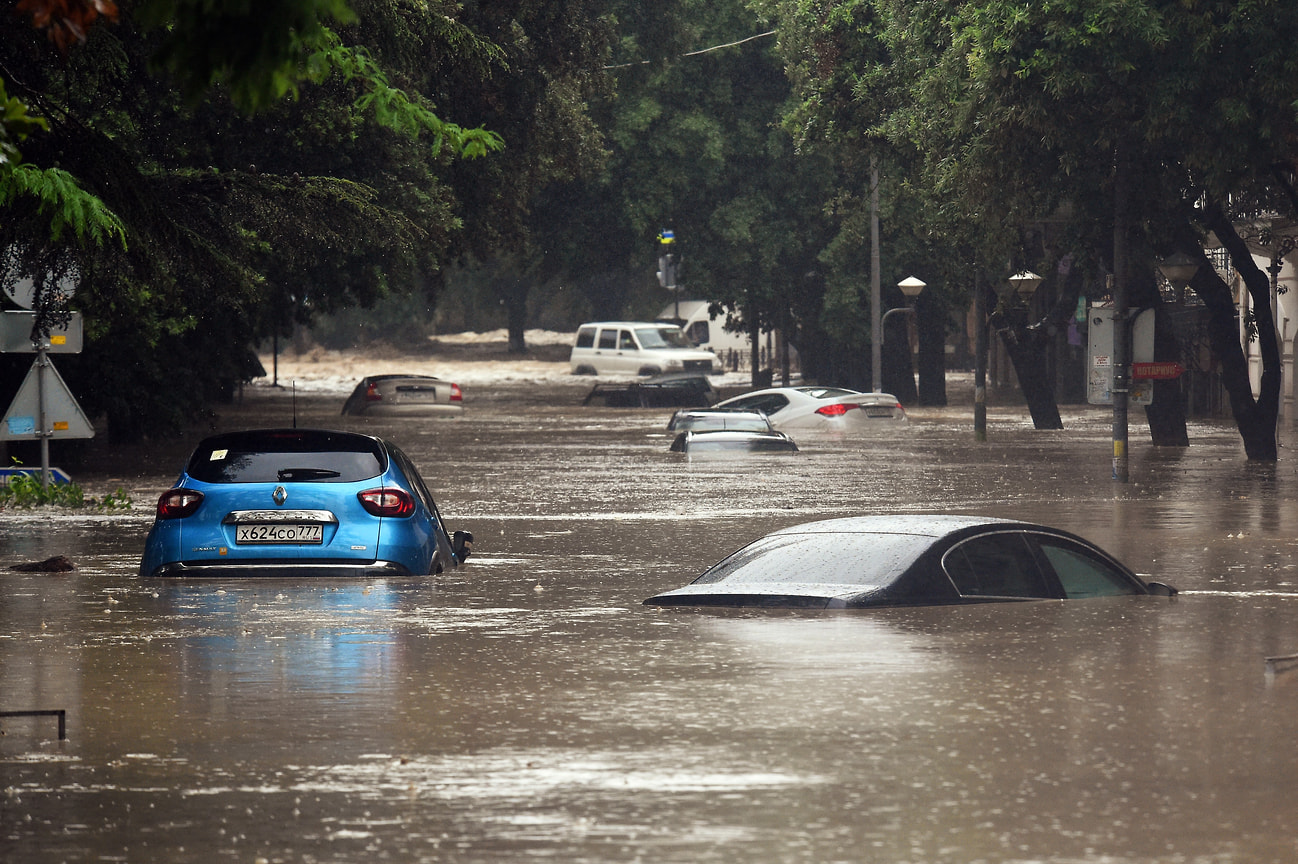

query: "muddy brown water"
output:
3 378 1298 863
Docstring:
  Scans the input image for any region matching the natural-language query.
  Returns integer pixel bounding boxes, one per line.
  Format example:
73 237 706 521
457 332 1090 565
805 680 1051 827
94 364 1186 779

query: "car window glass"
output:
803 388 858 399
1037 538 1141 598
575 328 596 348
693 532 928 587
943 532 1051 598
726 394 789 414
619 330 638 350
597 329 617 349
187 431 384 483
687 321 708 344
636 327 689 349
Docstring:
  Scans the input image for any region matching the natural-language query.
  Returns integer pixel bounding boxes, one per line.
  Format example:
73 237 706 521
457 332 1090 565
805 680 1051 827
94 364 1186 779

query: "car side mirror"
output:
452 530 473 562
1145 581 1177 597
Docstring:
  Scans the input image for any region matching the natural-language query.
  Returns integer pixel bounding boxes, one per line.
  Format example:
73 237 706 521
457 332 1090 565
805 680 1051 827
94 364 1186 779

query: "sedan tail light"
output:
357 487 416 518
450 383 463 403
816 403 858 417
364 382 382 402
156 488 204 519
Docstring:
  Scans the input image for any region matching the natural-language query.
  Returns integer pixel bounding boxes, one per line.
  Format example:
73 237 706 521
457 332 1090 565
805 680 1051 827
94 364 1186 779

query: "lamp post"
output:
873 276 925 392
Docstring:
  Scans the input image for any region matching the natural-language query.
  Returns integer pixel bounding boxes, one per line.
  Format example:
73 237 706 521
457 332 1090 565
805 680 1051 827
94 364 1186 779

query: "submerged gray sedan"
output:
644 515 1176 609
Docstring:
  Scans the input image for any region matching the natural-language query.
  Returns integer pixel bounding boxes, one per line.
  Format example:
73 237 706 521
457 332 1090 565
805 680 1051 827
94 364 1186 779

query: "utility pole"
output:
870 158 882 392
974 270 987 441
1112 154 1130 482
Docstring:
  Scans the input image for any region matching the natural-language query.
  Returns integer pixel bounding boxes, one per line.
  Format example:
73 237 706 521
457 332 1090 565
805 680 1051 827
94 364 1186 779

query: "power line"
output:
603 30 777 70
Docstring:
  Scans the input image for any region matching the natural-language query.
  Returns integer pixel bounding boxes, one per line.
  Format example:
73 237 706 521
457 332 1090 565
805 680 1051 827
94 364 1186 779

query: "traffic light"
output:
657 253 677 289
656 229 679 289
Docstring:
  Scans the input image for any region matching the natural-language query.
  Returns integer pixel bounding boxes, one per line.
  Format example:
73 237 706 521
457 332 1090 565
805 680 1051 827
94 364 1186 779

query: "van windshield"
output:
635 327 690 349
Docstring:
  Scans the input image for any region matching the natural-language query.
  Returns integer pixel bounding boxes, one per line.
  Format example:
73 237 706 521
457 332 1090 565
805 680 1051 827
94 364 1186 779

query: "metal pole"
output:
1112 155 1130 483
974 271 987 441
870 158 882 392
36 346 50 490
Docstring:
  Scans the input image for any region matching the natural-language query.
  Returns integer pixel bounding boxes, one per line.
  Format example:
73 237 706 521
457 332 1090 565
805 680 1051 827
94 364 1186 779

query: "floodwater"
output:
3 374 1298 863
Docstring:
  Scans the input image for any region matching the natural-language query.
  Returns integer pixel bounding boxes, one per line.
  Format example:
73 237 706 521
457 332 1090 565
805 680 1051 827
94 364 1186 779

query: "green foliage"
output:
1 75 48 165
311 30 504 159
0 462 132 511
134 0 358 110
0 164 127 246
2 0 551 439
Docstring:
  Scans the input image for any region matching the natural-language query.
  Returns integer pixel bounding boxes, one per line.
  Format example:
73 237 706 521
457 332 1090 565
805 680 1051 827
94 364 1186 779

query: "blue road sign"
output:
0 466 73 485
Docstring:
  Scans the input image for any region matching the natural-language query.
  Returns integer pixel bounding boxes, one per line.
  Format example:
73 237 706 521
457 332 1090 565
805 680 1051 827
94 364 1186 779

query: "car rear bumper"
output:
352 404 464 416
142 559 415 578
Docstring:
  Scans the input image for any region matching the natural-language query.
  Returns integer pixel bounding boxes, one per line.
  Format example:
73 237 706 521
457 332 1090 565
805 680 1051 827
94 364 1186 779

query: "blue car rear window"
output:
185 430 385 483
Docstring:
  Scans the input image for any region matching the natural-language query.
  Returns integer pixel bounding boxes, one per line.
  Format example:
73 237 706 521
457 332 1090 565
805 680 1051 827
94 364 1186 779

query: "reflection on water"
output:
3 390 1298 862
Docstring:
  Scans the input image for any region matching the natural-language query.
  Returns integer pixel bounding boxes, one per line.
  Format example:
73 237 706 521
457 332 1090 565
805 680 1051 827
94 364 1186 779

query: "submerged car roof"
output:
768 514 1030 537
191 428 384 453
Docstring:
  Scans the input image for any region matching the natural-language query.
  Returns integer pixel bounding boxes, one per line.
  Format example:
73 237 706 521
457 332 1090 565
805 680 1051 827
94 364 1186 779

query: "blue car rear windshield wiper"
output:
277 468 343 481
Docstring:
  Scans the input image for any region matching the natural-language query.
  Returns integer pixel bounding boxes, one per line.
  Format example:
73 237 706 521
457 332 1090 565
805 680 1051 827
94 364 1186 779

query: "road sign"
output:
2 271 78 311
0 310 84 353
1131 361 1185 380
0 466 72 485
1 357 95 441
1087 304 1155 406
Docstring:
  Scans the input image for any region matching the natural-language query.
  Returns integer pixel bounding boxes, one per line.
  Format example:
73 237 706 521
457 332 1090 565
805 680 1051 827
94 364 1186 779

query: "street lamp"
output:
874 276 926 392
1158 251 1200 305
1005 270 1042 301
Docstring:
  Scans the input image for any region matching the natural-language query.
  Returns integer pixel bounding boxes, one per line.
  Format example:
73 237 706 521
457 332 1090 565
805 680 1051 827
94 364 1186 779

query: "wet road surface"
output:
3 379 1298 863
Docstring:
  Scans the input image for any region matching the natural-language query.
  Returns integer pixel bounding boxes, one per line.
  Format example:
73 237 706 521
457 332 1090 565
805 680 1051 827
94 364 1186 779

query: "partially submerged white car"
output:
711 386 907 432
569 322 717 376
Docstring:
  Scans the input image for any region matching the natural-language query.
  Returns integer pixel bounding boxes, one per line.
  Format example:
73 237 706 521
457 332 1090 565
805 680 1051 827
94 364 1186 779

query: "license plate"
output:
864 407 895 418
236 523 324 544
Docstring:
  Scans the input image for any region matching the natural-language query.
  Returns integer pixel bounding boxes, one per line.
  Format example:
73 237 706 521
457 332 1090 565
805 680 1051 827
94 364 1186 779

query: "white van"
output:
569 322 717 376
657 300 752 353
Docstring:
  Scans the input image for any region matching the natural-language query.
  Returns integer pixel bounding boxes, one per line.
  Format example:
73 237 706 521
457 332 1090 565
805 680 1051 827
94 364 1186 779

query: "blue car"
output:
139 428 472 578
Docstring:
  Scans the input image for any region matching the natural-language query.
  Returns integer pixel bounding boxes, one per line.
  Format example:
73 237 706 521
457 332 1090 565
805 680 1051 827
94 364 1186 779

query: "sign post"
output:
2 276 93 488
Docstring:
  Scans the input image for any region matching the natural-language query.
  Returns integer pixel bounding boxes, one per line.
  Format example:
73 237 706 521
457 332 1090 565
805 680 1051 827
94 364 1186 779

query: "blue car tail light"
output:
357 487 416 518
156 488 204 519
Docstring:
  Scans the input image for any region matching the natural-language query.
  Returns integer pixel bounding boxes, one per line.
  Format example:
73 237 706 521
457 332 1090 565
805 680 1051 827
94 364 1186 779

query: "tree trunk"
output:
505 276 528 355
1192 208 1281 460
1132 274 1189 446
999 324 1063 429
882 307 918 401
916 290 947 406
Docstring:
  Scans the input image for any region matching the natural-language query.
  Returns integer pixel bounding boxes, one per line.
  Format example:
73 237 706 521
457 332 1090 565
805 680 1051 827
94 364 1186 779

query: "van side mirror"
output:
1145 581 1177 597
452 530 473 562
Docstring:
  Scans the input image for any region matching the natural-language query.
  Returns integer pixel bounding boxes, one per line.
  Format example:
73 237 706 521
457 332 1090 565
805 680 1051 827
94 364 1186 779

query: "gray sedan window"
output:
693 532 928 587
943 532 1051 598
1037 539 1141 598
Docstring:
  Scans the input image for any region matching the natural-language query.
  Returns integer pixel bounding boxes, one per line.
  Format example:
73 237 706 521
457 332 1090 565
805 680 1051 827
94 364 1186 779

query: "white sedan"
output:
711 386 907 432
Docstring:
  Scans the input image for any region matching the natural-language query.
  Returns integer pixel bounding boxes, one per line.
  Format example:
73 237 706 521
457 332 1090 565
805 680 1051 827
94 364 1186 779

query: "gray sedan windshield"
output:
693 532 930 586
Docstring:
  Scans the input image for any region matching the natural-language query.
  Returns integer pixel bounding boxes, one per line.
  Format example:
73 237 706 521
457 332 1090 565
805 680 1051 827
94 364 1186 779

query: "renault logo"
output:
272 485 288 506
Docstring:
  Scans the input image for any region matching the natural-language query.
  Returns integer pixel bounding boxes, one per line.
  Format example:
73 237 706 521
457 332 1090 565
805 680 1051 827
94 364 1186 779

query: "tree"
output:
861 0 1298 459
3 0 509 439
